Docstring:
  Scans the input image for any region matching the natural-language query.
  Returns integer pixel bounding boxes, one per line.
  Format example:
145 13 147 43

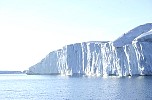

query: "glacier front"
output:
28 23 152 76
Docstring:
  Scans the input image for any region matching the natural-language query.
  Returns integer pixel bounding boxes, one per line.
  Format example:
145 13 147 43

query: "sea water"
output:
0 74 152 100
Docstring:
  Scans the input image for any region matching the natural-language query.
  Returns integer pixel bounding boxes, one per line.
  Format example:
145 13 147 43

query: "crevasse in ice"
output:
28 23 152 76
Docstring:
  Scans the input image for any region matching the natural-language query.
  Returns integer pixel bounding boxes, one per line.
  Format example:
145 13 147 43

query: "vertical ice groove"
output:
81 42 87 74
133 41 144 75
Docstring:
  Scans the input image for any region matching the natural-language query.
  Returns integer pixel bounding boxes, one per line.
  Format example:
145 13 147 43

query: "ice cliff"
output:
28 23 152 76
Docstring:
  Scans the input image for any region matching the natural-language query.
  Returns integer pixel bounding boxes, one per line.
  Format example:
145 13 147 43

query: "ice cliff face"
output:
28 23 152 76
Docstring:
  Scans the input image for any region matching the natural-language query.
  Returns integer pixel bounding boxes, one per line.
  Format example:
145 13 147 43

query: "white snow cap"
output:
113 23 152 47
135 29 152 42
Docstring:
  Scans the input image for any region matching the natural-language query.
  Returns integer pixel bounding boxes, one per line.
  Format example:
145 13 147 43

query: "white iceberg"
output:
28 23 152 76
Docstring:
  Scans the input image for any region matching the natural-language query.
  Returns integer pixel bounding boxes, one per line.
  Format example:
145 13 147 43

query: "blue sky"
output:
0 0 152 71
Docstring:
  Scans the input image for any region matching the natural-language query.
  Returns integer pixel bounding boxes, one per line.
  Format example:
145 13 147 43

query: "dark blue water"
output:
0 74 152 100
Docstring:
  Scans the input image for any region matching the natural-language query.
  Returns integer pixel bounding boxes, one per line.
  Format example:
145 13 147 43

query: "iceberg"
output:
28 23 152 76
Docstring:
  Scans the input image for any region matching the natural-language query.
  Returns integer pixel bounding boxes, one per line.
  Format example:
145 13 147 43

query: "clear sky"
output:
0 0 152 71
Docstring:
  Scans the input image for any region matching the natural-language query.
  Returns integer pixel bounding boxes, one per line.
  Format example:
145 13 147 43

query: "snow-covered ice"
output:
135 29 152 42
113 23 152 47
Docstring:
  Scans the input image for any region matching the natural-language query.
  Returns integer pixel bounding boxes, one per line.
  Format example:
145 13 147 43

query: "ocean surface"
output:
0 74 152 100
